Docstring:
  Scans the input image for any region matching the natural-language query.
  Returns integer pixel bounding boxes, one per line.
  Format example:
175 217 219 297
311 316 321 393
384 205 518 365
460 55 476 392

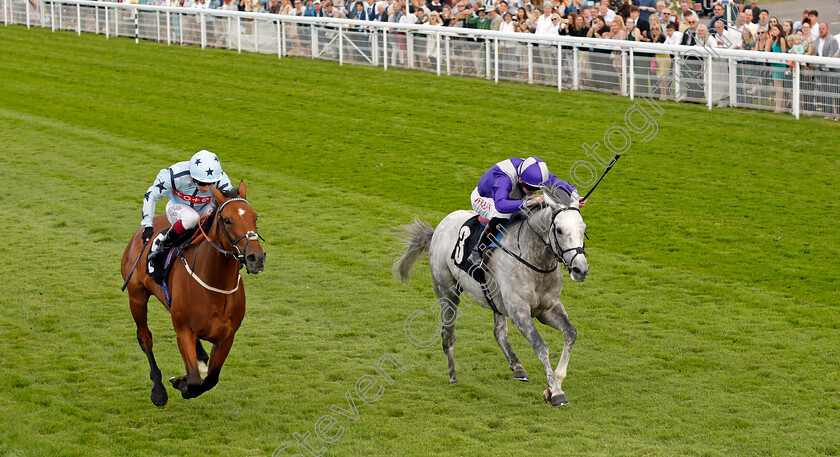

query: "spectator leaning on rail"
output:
141 150 234 267
467 157 586 267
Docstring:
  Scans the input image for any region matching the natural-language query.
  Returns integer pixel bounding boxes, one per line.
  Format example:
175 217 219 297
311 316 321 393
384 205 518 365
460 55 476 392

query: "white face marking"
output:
238 208 246 218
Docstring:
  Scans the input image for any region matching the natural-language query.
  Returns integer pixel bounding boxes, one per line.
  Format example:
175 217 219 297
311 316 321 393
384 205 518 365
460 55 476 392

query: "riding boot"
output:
468 221 500 267
148 228 179 266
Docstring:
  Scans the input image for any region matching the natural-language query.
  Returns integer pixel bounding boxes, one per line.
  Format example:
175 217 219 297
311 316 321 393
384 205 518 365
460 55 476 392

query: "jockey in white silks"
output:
468 156 586 266
141 150 233 266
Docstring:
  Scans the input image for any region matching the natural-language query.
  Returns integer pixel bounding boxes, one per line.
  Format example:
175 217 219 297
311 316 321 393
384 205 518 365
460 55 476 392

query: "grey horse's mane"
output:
522 184 576 220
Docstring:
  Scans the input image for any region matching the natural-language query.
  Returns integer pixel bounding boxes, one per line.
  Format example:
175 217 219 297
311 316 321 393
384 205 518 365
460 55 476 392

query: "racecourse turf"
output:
0 24 838 457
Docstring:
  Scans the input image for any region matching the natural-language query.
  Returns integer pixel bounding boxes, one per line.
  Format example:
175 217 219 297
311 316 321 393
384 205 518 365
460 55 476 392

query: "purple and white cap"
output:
517 156 550 187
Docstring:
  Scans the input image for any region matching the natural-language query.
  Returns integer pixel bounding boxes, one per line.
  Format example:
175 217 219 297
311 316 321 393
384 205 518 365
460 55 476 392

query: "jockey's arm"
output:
491 180 528 214
215 171 233 193
545 173 586 207
141 168 172 228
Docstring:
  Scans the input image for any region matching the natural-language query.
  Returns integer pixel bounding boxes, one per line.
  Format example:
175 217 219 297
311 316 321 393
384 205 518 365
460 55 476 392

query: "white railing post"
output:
26 0 30 29
620 49 627 96
445 35 450 76
310 24 316 57
155 10 160 42
494 38 499 84
104 5 108 37
236 15 240 53
200 12 205 49
338 25 343 65
133 7 138 43
280 20 286 56
257 17 262 53
484 39 490 79
557 43 562 92
178 13 183 44
706 55 712 110
527 43 533 84
58 2 62 30
629 47 634 100
793 62 800 119
407 30 414 69
51 1 56 31
382 28 387 71
115 6 119 36
436 32 441 76
371 29 378 66
572 46 579 89
674 53 682 101
76 3 81 35
95 6 99 34
728 57 736 108
3 0 7 27
276 19 281 58
166 10 170 45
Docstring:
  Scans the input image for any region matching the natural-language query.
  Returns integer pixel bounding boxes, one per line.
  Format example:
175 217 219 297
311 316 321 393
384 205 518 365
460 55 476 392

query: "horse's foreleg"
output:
200 335 235 393
536 301 577 400
493 314 528 381
196 340 209 379
508 306 564 406
171 328 202 399
129 292 168 407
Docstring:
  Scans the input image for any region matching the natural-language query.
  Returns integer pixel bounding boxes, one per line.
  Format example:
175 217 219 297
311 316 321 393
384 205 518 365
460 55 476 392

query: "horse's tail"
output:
392 218 435 284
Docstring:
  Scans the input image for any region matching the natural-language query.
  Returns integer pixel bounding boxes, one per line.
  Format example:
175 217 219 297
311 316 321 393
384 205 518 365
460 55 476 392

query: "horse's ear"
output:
237 180 247 200
542 191 561 210
212 185 228 205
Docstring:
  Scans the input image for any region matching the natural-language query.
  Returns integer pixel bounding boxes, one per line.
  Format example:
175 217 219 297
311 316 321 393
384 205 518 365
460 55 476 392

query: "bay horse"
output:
393 186 588 406
121 181 266 406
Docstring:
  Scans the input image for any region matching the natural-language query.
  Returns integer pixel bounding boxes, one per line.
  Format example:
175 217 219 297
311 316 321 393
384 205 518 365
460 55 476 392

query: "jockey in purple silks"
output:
468 156 587 267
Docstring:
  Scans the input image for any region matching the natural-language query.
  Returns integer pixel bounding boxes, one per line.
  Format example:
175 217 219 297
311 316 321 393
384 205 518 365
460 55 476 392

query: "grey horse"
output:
393 186 588 406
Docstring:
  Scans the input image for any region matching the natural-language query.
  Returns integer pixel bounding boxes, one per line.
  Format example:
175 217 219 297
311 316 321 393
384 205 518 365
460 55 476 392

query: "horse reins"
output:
183 197 265 294
495 206 587 274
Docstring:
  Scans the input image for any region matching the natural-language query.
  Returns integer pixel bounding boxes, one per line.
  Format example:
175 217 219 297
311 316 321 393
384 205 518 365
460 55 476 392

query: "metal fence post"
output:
77 2 82 35
338 25 343 65
95 6 100 34
436 33 441 76
793 62 800 119
674 53 682 101
133 6 138 42
407 30 414 69
706 55 712 110
629 47 634 100
166 10 170 45
104 4 108 37
51 1 56 31
115 6 119 36
484 39 490 79
494 38 499 84
58 2 62 30
382 28 387 71
236 15 240 53
310 24 316 57
200 12 206 48
276 19 281 58
557 43 562 92
527 43 533 84
280 20 285 56
26 0 31 28
178 12 183 44
445 35 450 76
728 57 736 108
572 46 579 89
620 49 627 96
155 10 160 42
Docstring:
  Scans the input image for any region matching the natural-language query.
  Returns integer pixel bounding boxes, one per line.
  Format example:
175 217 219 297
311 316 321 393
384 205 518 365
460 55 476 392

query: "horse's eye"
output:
224 218 232 224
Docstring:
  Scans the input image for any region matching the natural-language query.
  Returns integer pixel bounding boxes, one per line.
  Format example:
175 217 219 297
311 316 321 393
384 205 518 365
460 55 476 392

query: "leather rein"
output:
495 205 587 274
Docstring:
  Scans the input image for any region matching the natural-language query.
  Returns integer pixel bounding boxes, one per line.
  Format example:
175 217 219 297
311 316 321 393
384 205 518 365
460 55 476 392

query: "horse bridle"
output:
525 206 587 273
205 197 265 264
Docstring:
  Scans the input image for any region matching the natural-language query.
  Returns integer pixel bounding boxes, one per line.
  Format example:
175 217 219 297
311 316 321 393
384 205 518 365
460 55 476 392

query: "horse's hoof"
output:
513 368 529 382
543 388 569 407
150 386 168 407
449 377 457 384
169 375 186 389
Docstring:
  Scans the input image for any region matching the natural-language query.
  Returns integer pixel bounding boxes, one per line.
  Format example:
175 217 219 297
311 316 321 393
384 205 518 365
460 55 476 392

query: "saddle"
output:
450 215 515 315
146 215 214 287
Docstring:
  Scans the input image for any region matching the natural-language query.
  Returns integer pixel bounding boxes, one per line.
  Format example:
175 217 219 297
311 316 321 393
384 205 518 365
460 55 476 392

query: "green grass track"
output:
1 24 838 457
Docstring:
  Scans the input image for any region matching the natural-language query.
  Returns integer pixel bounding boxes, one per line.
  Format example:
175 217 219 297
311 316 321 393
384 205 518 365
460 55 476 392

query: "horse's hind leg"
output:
536 300 577 405
199 335 235 394
434 282 461 384
129 291 168 407
493 314 528 381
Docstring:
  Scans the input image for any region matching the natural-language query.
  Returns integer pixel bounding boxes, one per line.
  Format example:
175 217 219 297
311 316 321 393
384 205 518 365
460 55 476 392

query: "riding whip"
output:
582 154 621 201
121 239 149 291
